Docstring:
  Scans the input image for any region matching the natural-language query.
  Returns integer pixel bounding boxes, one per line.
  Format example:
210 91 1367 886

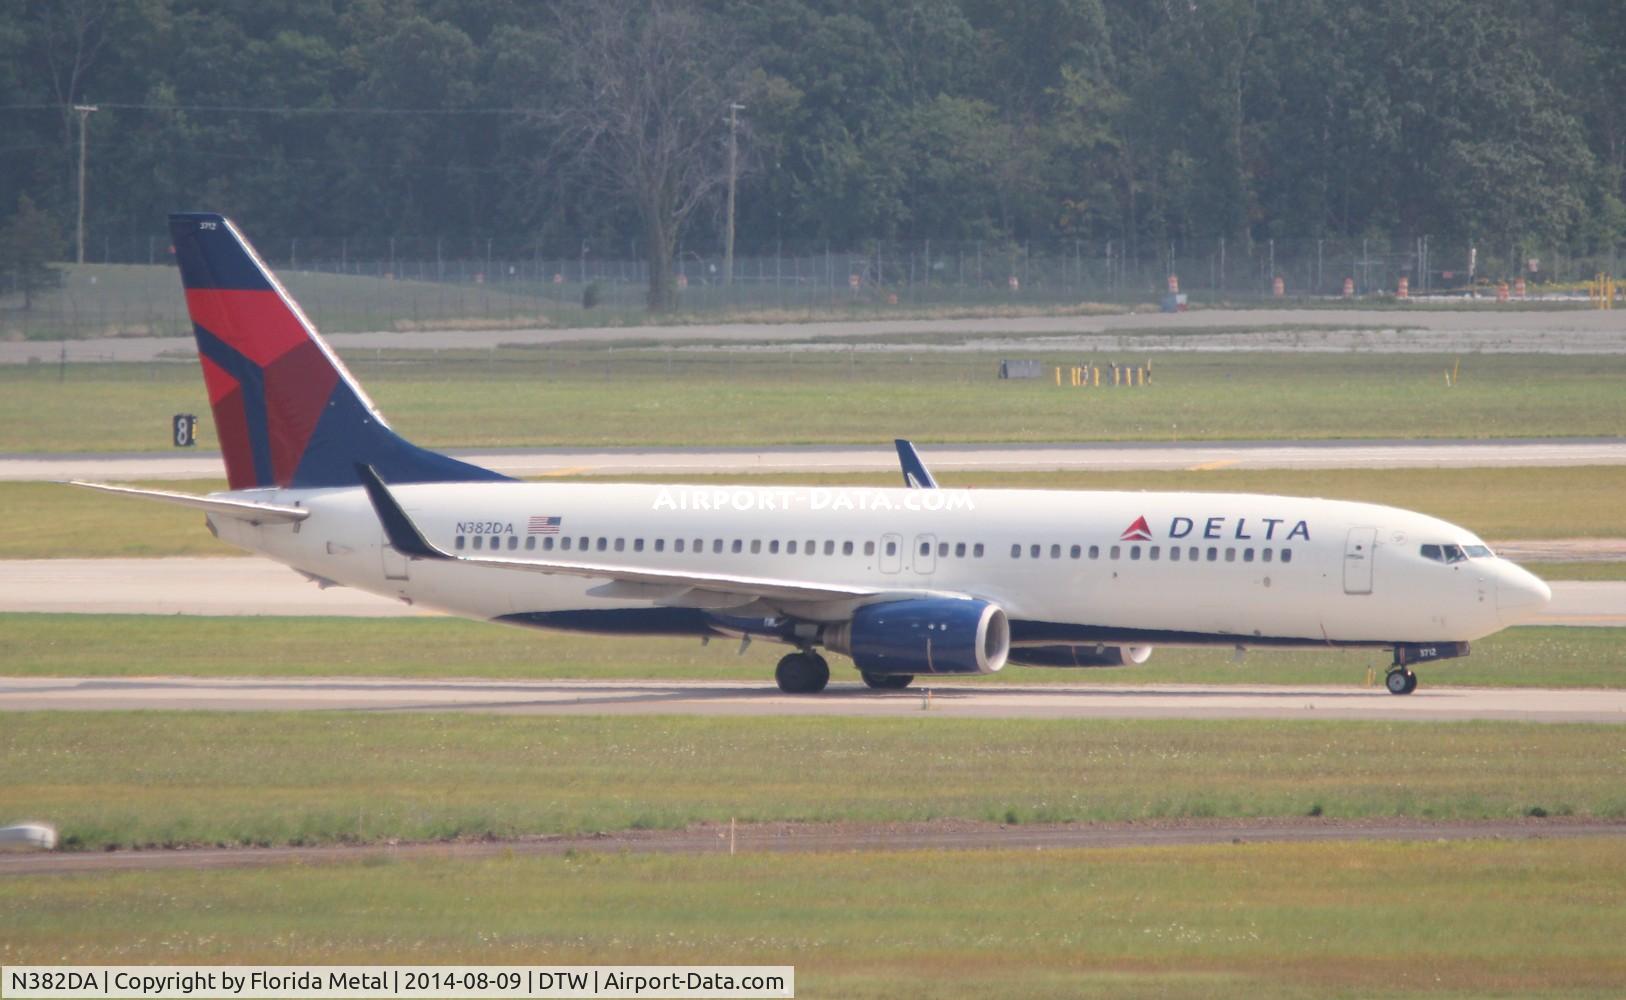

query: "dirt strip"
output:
3 817 1622 876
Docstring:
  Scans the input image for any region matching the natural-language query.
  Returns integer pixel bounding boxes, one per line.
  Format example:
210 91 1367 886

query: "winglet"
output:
356 463 450 560
894 439 938 489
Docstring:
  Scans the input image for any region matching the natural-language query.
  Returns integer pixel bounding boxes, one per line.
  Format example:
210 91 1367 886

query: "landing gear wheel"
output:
775 652 830 694
861 672 914 690
1385 668 1417 696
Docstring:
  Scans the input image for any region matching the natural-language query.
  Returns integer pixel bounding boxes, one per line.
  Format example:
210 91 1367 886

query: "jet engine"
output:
1007 644 1154 668
823 599 1009 675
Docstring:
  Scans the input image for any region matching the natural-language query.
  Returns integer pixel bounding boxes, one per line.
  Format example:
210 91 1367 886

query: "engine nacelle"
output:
823 599 1009 675
1007 644 1154 668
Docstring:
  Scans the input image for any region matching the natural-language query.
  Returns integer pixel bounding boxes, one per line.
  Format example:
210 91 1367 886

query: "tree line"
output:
3 0 1622 307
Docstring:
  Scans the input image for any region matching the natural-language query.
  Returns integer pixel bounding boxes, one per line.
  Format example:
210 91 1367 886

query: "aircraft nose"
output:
1496 564 1552 624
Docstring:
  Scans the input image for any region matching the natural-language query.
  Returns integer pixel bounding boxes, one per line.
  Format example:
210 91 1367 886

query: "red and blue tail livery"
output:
169 213 506 490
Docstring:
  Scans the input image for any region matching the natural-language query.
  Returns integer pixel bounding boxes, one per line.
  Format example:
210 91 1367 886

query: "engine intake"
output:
824 599 1009 675
1007 645 1153 668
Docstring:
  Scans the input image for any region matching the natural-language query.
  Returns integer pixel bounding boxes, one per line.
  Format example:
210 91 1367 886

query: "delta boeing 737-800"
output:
76 213 1552 696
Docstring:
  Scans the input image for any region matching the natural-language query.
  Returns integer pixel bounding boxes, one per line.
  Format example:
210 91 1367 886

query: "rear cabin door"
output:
382 531 410 581
1343 526 1376 595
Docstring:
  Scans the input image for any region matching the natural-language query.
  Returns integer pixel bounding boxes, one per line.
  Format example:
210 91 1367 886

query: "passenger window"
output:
471 536 482 550
864 541 875 556
713 539 723 554
1110 546 1121 560
614 538 624 552
939 542 949 557
1170 546 1181 562
973 543 984 558
1206 547 1218 561
919 541 930 556
1225 547 1236 562
732 540 743 553
654 539 665 552
785 541 797 554
1089 545 1100 559
543 537 555 551
675 539 686 553
806 540 815 554
526 536 537 551
1261 548 1272 562
1150 545 1160 560
1243 548 1254 562
561 537 572 551
1189 546 1199 561
505 536 516 550
1130 545 1141 560
490 536 499 550
826 541 836 555
751 540 762 554
844 541 855 556
769 540 780 554
1031 544 1041 558
885 540 897 556
597 538 608 552
1011 544 1021 559
955 542 966 558
695 539 703 552
1050 544 1061 559
455 536 466 550
1069 544 1081 559
577 537 587 550
1281 549 1293 563
633 538 643 552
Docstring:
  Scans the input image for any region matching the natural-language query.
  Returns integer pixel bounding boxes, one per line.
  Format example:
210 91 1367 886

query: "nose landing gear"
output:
1385 667 1418 695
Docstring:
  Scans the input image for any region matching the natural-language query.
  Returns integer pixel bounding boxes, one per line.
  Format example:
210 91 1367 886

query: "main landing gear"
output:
1385 667 1418 696
775 651 830 694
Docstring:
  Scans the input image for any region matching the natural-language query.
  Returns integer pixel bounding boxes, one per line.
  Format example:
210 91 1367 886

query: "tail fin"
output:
169 212 508 490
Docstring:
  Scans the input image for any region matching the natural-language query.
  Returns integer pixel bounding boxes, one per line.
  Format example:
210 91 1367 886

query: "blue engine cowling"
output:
1007 645 1154 668
822 599 1009 675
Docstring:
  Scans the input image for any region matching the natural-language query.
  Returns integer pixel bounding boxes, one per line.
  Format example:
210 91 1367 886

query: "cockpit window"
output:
1423 543 1468 563
1465 544 1494 558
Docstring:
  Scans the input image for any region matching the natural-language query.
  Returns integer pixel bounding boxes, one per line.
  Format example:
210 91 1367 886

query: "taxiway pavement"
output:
2 675 1623 723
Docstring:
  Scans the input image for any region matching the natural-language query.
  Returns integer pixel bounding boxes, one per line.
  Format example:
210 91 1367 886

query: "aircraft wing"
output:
357 464 965 615
69 481 311 525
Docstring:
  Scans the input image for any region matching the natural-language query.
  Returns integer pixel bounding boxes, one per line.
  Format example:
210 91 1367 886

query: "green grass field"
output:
2 839 1622 998
5 466 1625 559
2 713 1622 850
1 615 1620 689
4 350 1624 453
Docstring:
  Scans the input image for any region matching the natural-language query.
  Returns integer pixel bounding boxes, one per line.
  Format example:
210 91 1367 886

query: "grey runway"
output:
3 676 1624 723
1 558 1620 624
7 437 1626 482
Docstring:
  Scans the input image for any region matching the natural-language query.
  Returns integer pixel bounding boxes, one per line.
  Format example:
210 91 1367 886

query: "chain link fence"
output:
4 234 1620 341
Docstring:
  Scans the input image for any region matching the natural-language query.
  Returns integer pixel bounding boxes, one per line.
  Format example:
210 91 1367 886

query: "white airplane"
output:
77 213 1552 696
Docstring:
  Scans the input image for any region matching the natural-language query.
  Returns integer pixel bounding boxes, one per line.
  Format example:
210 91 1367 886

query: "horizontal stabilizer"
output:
69 481 310 524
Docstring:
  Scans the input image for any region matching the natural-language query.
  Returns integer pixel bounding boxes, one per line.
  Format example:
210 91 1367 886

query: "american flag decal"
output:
528 515 562 535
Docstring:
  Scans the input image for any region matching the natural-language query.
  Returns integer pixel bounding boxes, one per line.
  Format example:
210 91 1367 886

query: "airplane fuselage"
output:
211 481 1546 651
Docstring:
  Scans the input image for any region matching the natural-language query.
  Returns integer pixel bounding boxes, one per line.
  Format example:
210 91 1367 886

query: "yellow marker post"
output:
1453 357 1461 385
1093 366 1100 387
1055 366 1061 386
